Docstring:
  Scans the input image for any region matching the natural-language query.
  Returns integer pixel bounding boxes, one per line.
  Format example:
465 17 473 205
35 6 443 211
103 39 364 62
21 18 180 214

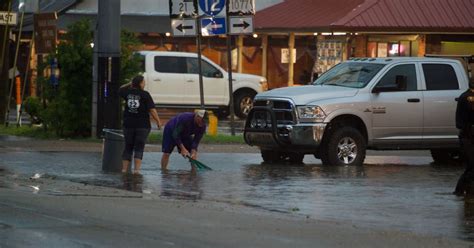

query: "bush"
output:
23 97 42 124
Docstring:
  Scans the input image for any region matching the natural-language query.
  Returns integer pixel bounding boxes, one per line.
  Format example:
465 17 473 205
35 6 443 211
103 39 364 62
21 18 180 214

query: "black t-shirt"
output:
119 87 155 128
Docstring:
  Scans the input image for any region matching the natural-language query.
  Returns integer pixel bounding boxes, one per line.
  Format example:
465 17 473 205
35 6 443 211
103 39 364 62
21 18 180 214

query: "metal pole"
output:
196 15 205 109
5 8 25 127
17 32 34 127
91 26 98 137
225 20 235 136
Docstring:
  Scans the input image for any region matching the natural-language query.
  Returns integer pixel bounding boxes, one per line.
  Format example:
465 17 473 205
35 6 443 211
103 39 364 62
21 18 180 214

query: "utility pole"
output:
96 0 121 138
0 0 12 124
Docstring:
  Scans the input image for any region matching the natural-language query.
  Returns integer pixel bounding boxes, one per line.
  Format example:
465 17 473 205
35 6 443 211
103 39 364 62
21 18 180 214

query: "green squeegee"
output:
186 155 212 170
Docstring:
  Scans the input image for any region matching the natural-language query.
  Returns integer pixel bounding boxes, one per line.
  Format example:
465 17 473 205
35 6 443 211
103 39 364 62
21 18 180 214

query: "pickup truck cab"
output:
138 51 268 118
244 57 471 166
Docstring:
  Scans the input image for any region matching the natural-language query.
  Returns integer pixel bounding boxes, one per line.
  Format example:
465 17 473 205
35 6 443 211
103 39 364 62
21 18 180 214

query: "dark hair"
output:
131 75 144 88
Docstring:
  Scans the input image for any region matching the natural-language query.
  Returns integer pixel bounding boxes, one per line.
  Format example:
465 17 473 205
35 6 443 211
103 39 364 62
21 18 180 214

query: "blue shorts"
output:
162 125 192 154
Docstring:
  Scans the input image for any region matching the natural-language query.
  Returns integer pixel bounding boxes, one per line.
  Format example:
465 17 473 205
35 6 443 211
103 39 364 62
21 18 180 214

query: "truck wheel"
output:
288 153 305 164
235 91 256 119
324 127 366 166
430 149 459 165
261 150 281 163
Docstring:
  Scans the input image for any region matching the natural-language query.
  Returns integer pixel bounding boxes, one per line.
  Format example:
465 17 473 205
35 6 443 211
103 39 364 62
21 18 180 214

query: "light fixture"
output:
253 33 258 38
90 42 94 48
332 32 347 36
165 32 171 37
321 32 332 36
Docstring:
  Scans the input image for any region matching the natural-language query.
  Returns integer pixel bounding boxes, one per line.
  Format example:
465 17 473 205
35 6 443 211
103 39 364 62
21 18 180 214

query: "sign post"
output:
226 0 255 135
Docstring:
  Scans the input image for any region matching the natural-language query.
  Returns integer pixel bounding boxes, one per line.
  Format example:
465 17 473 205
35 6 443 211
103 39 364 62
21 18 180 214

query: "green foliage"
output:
35 20 143 137
23 96 42 124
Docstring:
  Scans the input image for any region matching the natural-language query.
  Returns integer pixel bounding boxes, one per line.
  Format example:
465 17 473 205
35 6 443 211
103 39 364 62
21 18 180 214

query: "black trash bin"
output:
102 129 125 173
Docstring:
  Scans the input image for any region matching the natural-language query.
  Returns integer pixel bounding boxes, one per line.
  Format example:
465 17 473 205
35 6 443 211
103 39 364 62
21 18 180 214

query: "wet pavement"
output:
0 151 472 241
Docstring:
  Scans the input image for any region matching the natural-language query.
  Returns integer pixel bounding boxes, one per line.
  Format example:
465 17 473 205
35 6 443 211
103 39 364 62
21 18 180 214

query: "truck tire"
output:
288 153 305 164
324 127 366 166
261 150 281 163
430 149 459 165
234 91 256 119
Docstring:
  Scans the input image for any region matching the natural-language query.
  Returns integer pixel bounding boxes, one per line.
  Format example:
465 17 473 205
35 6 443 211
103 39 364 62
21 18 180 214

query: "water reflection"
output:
121 174 143 193
160 170 202 200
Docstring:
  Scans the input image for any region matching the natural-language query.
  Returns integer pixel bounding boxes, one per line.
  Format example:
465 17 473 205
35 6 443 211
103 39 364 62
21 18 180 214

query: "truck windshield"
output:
314 62 385 88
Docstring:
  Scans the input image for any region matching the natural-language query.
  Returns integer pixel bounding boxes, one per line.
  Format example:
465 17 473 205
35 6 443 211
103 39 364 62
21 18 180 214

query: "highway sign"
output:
201 17 226 36
198 0 225 16
169 0 197 18
171 18 197 36
227 0 255 15
0 12 17 26
229 16 253 34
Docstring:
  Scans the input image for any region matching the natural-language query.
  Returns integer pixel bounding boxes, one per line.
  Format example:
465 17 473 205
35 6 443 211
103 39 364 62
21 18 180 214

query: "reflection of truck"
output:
244 57 473 166
138 51 268 118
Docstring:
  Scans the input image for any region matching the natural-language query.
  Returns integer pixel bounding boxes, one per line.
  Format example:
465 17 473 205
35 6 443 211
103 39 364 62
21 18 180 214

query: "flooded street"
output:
0 151 472 241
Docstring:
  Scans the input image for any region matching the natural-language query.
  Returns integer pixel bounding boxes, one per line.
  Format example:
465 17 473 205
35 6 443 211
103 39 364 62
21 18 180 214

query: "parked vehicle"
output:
138 51 268 118
244 57 472 166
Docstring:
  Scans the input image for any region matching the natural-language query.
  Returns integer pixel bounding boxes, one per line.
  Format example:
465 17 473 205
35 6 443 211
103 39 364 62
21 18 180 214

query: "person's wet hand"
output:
180 147 190 158
191 150 197 160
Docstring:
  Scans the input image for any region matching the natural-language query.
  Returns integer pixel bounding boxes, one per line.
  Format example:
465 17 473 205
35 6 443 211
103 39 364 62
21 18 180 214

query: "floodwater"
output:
0 151 472 241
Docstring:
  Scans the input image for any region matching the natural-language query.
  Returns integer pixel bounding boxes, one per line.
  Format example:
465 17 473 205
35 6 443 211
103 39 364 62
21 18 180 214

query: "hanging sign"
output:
0 12 17 26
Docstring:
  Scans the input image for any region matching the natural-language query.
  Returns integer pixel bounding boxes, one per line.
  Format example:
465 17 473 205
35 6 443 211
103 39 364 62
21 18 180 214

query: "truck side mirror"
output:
214 71 223 78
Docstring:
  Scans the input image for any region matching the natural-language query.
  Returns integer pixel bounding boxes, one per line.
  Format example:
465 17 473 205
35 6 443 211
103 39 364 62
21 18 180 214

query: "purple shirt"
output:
165 112 206 150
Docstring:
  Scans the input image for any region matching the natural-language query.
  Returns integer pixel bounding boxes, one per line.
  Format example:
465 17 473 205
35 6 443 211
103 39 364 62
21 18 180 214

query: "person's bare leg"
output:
161 153 170 170
122 160 131 173
133 158 142 174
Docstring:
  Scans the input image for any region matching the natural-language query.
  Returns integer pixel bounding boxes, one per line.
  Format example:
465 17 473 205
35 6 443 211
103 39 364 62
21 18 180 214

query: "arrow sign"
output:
171 19 197 36
201 17 226 36
232 21 250 29
229 16 253 34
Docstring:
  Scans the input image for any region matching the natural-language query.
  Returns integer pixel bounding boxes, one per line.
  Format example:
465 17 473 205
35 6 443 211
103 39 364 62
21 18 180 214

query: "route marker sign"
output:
227 0 255 15
198 0 225 16
171 18 197 36
229 16 253 34
201 17 226 36
169 0 197 18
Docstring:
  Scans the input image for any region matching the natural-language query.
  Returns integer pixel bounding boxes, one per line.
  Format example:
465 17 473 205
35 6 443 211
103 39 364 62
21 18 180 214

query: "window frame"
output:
372 63 419 92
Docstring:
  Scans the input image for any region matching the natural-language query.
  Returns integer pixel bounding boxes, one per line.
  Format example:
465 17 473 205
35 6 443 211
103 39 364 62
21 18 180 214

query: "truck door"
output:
371 63 423 147
421 63 464 146
183 57 227 105
146 55 186 105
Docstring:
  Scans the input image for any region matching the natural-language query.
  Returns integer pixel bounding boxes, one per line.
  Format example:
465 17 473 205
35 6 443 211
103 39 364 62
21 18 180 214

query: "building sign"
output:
281 48 296 64
0 11 17 26
34 13 58 54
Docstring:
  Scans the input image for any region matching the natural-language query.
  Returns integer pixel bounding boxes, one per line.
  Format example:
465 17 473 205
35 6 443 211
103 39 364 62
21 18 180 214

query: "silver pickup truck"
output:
244 57 472 166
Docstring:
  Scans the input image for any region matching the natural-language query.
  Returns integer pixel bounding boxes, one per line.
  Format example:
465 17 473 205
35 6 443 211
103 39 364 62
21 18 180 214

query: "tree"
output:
36 19 142 137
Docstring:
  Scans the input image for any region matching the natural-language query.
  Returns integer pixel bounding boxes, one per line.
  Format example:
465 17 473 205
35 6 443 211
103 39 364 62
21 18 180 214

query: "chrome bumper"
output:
244 123 327 148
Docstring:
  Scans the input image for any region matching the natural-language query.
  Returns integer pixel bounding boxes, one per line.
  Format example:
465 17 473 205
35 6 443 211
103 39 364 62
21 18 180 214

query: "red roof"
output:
334 0 474 32
254 0 365 31
255 0 474 32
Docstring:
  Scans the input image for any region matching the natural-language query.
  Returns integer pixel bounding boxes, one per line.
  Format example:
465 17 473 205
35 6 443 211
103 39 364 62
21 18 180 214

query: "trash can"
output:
102 129 125 173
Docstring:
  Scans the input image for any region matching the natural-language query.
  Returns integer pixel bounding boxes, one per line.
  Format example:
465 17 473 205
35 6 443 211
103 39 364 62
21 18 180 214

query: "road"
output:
0 135 473 246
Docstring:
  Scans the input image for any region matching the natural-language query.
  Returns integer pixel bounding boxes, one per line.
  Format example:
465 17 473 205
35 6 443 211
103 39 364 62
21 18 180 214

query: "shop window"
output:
411 41 419 57
377 43 388 57
399 41 410 57
388 42 399 57
367 42 377 58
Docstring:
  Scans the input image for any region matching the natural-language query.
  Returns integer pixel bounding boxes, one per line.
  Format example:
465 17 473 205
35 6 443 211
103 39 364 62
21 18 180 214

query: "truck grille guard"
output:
244 99 296 147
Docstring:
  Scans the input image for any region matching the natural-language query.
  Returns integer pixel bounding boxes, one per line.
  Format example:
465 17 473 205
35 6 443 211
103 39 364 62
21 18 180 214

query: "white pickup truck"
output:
244 57 473 166
138 51 268 118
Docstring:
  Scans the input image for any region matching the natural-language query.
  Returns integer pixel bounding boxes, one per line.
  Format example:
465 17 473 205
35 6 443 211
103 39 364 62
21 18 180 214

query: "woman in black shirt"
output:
119 75 162 174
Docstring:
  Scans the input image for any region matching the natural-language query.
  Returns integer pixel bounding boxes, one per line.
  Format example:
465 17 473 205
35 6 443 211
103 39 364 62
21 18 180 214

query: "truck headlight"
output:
259 78 268 91
297 106 326 122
